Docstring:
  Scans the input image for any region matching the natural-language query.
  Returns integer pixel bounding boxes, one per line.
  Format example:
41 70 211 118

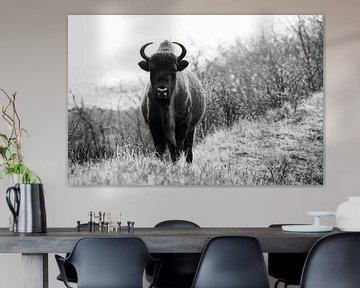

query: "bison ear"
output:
138 61 150 72
177 60 189 71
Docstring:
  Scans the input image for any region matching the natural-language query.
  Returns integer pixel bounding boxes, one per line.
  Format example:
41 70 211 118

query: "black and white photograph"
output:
68 15 323 186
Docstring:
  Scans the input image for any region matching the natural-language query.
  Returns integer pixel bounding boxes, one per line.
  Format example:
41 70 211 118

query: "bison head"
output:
138 41 189 104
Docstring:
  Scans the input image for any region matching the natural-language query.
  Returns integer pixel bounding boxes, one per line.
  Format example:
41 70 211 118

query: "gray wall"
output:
0 0 360 287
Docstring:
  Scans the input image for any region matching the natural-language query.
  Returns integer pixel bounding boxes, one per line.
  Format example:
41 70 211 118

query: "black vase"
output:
6 183 47 233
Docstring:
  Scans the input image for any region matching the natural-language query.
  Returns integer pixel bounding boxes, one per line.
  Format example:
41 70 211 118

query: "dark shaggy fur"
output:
139 41 205 163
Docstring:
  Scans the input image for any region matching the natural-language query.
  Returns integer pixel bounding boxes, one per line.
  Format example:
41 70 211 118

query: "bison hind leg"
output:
184 129 195 164
186 150 193 163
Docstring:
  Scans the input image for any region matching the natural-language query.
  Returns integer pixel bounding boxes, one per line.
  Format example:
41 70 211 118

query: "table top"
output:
0 227 340 254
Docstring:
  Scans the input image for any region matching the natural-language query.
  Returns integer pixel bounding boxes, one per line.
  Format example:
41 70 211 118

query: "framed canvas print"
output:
68 15 323 186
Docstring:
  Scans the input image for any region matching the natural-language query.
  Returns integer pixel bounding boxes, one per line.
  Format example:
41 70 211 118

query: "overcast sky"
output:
68 15 298 87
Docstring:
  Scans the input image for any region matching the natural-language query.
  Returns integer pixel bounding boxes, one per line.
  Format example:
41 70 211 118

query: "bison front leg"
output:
175 119 191 162
155 142 166 160
149 122 166 160
167 140 180 163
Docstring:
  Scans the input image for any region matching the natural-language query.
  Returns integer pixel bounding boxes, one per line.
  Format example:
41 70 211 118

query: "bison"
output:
139 40 205 163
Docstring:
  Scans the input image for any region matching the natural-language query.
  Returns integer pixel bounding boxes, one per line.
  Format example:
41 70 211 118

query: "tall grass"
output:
69 93 323 185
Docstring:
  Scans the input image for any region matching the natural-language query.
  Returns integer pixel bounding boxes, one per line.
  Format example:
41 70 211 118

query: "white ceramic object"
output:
307 211 336 227
307 211 336 217
282 225 333 232
282 210 335 233
336 197 360 231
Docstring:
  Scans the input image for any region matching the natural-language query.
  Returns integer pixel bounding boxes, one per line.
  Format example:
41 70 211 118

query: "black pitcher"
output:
6 183 47 233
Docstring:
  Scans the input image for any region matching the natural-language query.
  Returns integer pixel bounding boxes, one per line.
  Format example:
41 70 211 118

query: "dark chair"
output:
146 220 201 288
56 262 77 284
191 236 270 288
268 224 308 288
56 223 99 284
55 237 160 288
300 232 360 288
154 220 200 229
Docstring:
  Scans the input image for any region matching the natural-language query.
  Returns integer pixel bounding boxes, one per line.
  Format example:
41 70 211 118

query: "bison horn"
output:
172 42 187 61
140 42 153 61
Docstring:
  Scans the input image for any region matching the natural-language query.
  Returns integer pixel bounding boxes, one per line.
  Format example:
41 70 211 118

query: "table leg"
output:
22 253 48 288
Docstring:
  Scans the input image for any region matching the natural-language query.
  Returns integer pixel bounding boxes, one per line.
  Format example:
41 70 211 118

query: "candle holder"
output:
282 211 335 232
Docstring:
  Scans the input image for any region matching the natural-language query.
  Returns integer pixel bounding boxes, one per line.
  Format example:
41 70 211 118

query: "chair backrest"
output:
155 220 200 228
268 224 308 285
66 237 154 288
150 220 201 287
191 236 270 288
300 232 360 288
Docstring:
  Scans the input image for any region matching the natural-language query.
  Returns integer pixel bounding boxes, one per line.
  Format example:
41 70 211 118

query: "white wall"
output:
0 0 360 287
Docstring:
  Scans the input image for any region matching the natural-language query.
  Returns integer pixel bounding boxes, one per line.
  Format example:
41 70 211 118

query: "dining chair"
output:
56 223 99 284
55 237 161 288
146 220 201 288
268 224 308 288
300 232 360 288
191 236 270 288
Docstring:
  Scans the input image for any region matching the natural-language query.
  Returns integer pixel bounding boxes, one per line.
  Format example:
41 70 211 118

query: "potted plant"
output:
0 88 46 233
0 89 41 183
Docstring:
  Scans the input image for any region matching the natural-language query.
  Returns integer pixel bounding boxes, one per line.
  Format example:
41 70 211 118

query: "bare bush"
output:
192 15 323 134
68 90 152 164
266 156 295 185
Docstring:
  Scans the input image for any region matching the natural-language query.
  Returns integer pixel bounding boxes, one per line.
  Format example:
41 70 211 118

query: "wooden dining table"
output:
0 226 339 288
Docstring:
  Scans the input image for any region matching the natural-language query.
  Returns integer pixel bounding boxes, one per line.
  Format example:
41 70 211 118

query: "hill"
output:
68 92 323 185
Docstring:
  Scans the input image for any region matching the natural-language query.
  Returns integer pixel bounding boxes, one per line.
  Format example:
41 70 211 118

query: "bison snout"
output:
156 87 168 98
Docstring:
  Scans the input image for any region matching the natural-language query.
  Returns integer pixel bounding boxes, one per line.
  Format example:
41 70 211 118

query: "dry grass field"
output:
68 93 323 185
